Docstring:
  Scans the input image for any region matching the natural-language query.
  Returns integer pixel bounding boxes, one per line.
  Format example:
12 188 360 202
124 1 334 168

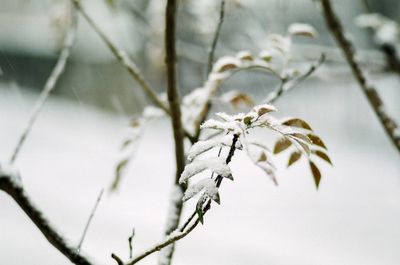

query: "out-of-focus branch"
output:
320 0 400 153
0 171 93 265
72 0 196 143
9 4 77 165
266 54 326 104
72 0 168 114
77 188 104 252
207 0 226 74
159 1 187 264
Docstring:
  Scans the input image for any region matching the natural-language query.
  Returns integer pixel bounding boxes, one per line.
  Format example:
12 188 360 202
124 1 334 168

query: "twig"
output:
266 54 326 104
320 0 400 153
207 0 226 74
111 253 124 265
77 188 104 252
0 173 93 265
71 0 168 114
128 228 135 259
9 4 77 165
159 1 187 264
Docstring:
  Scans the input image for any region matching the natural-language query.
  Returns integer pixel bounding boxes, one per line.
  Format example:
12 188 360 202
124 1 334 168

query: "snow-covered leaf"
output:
212 56 242 73
288 23 318 38
182 178 219 203
188 135 240 162
253 104 277 116
179 157 232 184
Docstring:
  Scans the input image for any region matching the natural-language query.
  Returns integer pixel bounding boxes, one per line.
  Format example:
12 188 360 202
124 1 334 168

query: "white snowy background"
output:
1 68 399 265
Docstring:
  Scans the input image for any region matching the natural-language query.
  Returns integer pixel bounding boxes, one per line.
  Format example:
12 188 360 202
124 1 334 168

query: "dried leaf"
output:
282 118 312 131
273 137 292 154
307 134 328 149
309 160 321 189
291 133 312 144
287 151 302 167
312 150 332 165
288 23 317 38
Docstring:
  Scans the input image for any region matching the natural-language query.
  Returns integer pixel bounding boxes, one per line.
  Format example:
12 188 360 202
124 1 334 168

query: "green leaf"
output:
282 118 313 131
273 137 292 154
307 134 328 149
309 160 321 189
312 150 333 165
287 151 302 167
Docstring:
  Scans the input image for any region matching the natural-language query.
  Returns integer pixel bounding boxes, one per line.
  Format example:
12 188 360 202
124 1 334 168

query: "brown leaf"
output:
230 93 254 108
287 151 302 167
282 118 312 131
273 137 292 154
309 160 321 189
291 133 311 144
307 134 328 149
312 150 333 165
257 152 268 162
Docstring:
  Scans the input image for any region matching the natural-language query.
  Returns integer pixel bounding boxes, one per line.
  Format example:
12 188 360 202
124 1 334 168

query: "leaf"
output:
281 118 313 131
273 137 292 154
312 150 333 165
288 23 317 38
253 104 277 116
295 139 311 155
309 160 321 189
182 179 220 203
179 157 232 184
196 194 208 224
307 134 328 150
221 91 254 109
287 151 302 167
291 133 312 144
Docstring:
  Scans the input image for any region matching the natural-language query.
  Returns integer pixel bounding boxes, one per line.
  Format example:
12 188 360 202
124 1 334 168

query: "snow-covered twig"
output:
0 168 94 265
9 3 77 164
320 0 400 153
207 0 226 74
77 188 104 252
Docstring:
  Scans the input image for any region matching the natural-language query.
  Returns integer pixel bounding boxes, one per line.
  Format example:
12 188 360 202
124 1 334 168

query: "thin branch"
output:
159 0 187 264
9 4 77 165
320 0 400 153
77 188 104 252
71 0 169 114
207 0 226 74
72 0 196 143
128 228 135 259
266 54 326 104
0 173 93 265
111 253 124 265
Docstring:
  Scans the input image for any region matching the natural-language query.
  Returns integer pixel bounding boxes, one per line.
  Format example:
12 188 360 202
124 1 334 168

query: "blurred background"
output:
0 0 399 265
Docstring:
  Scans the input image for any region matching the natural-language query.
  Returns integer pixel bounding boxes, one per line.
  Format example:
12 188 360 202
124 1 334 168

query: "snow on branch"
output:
320 0 400 153
0 165 94 265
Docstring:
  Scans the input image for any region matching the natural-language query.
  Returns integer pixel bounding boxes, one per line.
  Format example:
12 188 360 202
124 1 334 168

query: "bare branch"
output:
207 0 226 74
77 188 104 252
320 0 400 153
159 1 187 264
9 4 77 165
71 0 169 114
266 54 326 104
0 171 94 265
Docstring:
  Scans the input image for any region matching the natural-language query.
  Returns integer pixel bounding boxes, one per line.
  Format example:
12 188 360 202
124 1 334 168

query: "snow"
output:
0 75 399 265
355 13 399 45
179 157 232 184
211 56 242 73
288 23 317 38
0 163 22 188
187 135 240 162
182 178 219 202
